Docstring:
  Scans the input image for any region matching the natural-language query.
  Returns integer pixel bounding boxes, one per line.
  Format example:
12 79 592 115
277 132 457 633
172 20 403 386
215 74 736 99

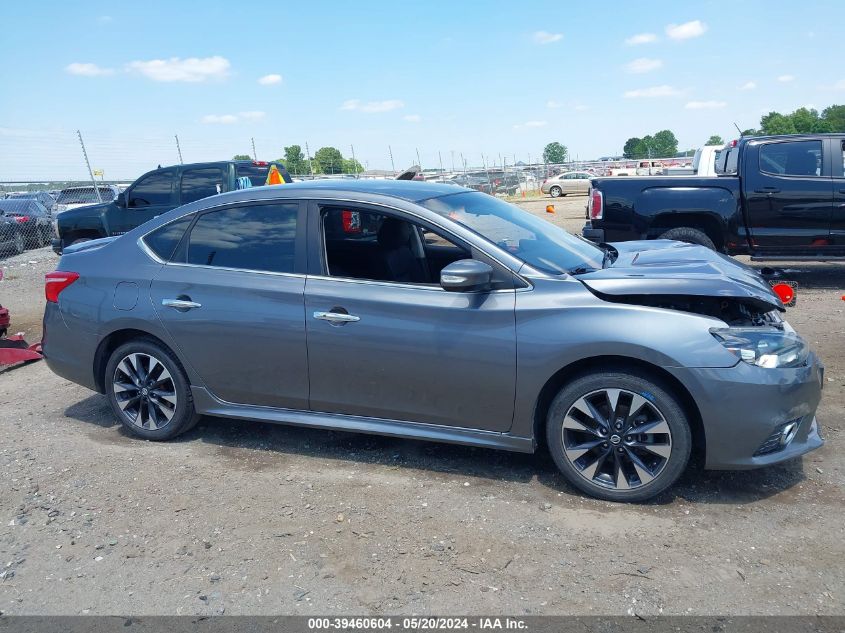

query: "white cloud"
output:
665 20 707 40
201 114 239 124
65 62 114 77
623 85 681 98
533 30 563 44
625 57 663 74
573 104 589 111
340 99 404 113
239 111 266 121
830 79 845 91
97 15 112 23
685 100 727 110
126 56 230 82
513 120 548 129
625 32 657 45
403 114 422 122
740 81 757 91
258 73 282 85
777 74 795 82
201 111 265 124
546 100 562 109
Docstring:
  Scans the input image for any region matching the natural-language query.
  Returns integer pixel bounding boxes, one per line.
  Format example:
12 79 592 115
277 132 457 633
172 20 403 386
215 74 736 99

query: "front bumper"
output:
582 221 604 243
667 353 824 470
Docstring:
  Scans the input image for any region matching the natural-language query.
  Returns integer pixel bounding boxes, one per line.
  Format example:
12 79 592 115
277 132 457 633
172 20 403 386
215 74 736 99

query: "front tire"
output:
546 369 691 502
549 186 563 198
105 339 199 441
12 231 25 255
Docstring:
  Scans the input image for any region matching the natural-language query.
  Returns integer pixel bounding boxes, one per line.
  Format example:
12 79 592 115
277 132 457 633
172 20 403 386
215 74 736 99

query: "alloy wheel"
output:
561 388 672 490
112 353 178 430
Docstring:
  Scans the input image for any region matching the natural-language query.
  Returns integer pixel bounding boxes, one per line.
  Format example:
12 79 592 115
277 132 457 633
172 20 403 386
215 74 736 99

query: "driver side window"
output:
322 207 469 285
128 171 174 208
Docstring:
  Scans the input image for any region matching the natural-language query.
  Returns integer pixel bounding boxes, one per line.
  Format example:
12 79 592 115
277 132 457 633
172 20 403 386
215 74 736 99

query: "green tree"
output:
542 142 568 164
313 146 345 174
623 137 643 159
760 111 797 135
651 130 678 157
821 105 845 132
706 135 724 146
232 154 252 160
280 145 308 174
342 158 364 174
741 128 760 137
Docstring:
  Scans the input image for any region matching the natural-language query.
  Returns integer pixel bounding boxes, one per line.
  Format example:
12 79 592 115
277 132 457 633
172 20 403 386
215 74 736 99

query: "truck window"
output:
128 172 174 208
759 140 822 177
180 168 226 204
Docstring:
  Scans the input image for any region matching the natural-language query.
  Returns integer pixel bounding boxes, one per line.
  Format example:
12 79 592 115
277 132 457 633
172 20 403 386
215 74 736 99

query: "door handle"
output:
162 298 202 310
754 187 781 194
313 311 360 324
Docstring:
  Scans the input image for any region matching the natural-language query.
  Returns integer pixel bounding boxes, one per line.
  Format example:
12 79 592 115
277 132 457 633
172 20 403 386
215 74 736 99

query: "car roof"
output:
240 179 470 203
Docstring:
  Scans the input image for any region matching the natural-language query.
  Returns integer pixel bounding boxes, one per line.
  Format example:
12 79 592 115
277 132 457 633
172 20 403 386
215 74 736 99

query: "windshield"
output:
57 187 113 204
420 191 604 274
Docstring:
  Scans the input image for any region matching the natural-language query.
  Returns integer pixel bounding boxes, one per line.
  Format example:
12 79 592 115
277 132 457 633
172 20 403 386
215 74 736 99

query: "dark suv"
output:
52 160 291 253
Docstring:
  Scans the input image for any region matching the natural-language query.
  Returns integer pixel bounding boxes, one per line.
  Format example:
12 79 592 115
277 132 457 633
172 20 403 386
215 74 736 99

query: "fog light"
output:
780 421 799 447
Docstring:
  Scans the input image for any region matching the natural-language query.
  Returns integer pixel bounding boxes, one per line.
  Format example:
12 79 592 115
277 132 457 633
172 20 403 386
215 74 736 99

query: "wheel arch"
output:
531 355 705 465
93 328 181 393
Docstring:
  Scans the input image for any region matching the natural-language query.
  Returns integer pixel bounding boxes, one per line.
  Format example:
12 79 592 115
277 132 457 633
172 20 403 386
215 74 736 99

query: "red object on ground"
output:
771 283 795 305
0 335 43 366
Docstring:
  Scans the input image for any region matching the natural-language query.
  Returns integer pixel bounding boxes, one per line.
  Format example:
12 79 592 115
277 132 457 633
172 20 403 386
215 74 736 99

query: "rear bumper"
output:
41 302 99 392
581 221 605 243
667 354 825 470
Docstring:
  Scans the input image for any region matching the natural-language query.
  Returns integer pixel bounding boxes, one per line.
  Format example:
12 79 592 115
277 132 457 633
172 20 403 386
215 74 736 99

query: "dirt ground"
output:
0 195 843 616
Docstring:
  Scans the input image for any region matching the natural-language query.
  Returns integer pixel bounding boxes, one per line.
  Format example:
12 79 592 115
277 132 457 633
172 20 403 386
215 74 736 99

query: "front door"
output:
110 169 177 236
743 138 833 251
305 204 517 431
150 201 309 409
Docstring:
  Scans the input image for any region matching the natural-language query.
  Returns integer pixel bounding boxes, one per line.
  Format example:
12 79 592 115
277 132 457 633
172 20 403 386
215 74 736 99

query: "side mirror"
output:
116 192 126 207
440 259 493 292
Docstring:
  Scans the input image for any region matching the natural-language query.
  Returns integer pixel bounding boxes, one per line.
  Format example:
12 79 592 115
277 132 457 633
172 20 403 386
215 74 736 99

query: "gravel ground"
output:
0 195 842 616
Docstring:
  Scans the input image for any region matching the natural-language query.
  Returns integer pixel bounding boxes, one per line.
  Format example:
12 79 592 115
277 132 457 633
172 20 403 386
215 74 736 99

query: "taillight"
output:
589 189 603 220
13 216 29 223
45 271 79 303
252 161 268 166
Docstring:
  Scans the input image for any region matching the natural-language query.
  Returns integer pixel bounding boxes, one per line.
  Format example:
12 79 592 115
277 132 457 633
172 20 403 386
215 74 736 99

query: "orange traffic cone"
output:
546 204 555 214
265 164 284 185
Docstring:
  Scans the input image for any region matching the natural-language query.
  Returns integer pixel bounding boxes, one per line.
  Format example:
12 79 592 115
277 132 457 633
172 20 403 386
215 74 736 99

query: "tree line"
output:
233 146 364 175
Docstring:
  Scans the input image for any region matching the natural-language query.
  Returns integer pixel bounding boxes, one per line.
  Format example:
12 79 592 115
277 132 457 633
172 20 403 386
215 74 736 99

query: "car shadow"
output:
752 262 845 291
63 394 811 506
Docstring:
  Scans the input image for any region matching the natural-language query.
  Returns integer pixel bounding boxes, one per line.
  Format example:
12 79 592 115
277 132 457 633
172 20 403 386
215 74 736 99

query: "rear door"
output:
743 138 833 251
111 169 177 235
150 200 309 409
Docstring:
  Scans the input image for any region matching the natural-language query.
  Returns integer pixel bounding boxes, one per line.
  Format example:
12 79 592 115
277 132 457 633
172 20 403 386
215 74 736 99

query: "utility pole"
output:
415 147 422 170
450 150 455 173
388 145 396 174
460 153 467 177
305 142 314 176
438 151 444 174
77 130 102 203
251 138 258 161
175 135 184 164
350 144 358 177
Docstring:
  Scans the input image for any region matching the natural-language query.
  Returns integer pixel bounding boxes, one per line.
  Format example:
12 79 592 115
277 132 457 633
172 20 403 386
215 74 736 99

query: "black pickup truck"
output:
52 160 291 253
582 134 845 260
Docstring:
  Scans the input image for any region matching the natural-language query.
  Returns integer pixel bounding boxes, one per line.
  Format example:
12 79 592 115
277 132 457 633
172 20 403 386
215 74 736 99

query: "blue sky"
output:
2 0 844 179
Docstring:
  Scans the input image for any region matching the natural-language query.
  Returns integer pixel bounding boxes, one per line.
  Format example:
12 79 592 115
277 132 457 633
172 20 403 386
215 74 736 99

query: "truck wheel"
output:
550 186 563 198
546 368 692 502
69 237 93 247
658 227 716 250
13 232 25 255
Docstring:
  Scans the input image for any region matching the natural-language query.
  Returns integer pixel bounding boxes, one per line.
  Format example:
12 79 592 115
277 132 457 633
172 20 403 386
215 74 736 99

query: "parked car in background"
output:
541 171 593 197
8 190 57 212
0 199 53 248
584 134 845 259
0 209 25 255
52 160 292 253
610 161 664 177
56 185 120 212
44 180 823 502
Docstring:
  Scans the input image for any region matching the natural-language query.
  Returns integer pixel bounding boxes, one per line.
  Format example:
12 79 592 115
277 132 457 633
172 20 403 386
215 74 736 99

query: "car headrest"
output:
377 218 412 249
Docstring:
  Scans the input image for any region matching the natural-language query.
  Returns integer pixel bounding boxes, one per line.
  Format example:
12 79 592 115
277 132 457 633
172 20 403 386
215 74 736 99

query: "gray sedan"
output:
42 180 823 501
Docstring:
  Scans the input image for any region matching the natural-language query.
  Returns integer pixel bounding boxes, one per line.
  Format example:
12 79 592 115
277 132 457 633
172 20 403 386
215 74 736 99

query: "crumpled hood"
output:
578 240 783 311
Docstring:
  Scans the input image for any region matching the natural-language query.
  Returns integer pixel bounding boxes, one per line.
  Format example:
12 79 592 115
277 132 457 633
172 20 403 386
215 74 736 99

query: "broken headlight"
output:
710 327 809 369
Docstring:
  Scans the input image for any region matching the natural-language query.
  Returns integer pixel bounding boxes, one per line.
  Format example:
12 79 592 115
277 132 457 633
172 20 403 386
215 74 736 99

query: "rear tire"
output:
70 237 93 246
658 227 716 250
550 186 562 198
104 339 199 441
545 368 692 502
12 232 24 255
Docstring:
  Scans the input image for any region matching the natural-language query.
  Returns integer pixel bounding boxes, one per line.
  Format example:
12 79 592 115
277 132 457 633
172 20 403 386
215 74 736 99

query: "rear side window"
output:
143 216 193 261
185 203 298 273
128 171 174 207
180 168 225 204
236 163 289 187
759 140 822 177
